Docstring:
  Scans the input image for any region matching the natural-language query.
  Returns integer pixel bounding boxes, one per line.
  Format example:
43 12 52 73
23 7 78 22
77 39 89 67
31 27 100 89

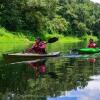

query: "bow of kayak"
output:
79 48 100 54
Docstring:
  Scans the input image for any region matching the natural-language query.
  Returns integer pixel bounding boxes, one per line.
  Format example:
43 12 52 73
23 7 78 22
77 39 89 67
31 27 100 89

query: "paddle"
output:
47 37 58 43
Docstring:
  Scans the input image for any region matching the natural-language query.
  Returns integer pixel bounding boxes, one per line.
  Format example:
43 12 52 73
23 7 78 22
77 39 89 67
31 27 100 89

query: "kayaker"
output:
27 37 46 54
87 39 96 48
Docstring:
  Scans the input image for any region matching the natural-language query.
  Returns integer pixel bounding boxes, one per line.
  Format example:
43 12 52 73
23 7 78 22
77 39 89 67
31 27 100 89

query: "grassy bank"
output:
0 27 30 43
0 27 98 43
44 33 98 43
82 35 98 41
0 28 81 43
41 32 81 43
0 28 32 59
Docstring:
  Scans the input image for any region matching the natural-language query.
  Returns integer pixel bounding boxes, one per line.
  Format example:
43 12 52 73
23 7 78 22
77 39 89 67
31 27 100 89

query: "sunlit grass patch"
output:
0 27 31 43
59 36 81 43
82 35 98 41
44 33 81 43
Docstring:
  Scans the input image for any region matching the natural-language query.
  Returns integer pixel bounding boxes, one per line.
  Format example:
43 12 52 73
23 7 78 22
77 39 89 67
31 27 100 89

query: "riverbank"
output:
0 28 30 43
44 33 98 43
0 28 98 43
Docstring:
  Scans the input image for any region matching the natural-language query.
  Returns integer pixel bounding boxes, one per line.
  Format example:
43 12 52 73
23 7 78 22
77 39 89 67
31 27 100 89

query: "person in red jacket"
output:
87 39 97 48
27 37 46 54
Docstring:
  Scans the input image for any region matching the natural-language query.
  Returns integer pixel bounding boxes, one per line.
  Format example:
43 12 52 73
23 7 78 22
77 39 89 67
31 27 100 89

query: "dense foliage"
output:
0 0 100 37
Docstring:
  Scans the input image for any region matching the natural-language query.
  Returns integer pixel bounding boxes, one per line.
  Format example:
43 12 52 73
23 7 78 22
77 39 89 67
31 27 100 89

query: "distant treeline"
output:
0 0 100 37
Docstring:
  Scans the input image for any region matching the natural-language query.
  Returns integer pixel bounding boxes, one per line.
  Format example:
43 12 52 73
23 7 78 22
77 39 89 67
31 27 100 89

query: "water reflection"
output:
47 58 100 100
65 75 100 100
27 59 47 80
1 41 100 99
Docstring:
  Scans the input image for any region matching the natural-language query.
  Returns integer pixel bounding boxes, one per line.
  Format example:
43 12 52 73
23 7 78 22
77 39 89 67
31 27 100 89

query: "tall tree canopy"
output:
0 0 100 37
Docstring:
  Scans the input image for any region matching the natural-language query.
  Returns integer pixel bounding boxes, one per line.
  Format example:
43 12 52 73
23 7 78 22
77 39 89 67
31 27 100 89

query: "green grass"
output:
59 37 81 43
0 27 31 43
44 32 98 43
82 35 98 41
0 27 32 59
0 27 98 44
43 32 81 43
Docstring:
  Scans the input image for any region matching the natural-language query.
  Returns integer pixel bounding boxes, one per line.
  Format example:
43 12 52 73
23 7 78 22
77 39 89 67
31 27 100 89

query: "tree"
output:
46 16 70 34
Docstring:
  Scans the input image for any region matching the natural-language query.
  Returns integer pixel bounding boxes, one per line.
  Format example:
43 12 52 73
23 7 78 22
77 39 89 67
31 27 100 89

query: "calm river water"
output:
0 41 100 100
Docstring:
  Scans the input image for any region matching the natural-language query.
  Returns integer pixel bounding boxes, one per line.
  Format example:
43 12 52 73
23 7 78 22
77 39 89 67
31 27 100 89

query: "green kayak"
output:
79 48 100 54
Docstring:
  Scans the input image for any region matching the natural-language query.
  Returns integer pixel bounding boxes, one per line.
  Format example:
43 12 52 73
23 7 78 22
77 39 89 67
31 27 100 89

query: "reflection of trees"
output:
0 63 29 94
0 58 96 98
25 58 94 97
64 59 94 90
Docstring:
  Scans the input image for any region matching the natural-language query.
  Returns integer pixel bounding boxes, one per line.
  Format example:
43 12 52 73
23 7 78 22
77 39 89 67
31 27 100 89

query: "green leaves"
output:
47 16 69 33
0 0 100 37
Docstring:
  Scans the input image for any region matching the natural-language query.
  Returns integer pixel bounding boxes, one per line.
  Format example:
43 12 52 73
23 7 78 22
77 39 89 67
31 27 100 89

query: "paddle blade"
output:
47 37 58 43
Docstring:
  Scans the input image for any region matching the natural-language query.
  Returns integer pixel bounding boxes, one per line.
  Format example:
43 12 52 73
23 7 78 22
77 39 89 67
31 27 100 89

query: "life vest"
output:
32 41 46 53
88 42 96 48
39 41 46 49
